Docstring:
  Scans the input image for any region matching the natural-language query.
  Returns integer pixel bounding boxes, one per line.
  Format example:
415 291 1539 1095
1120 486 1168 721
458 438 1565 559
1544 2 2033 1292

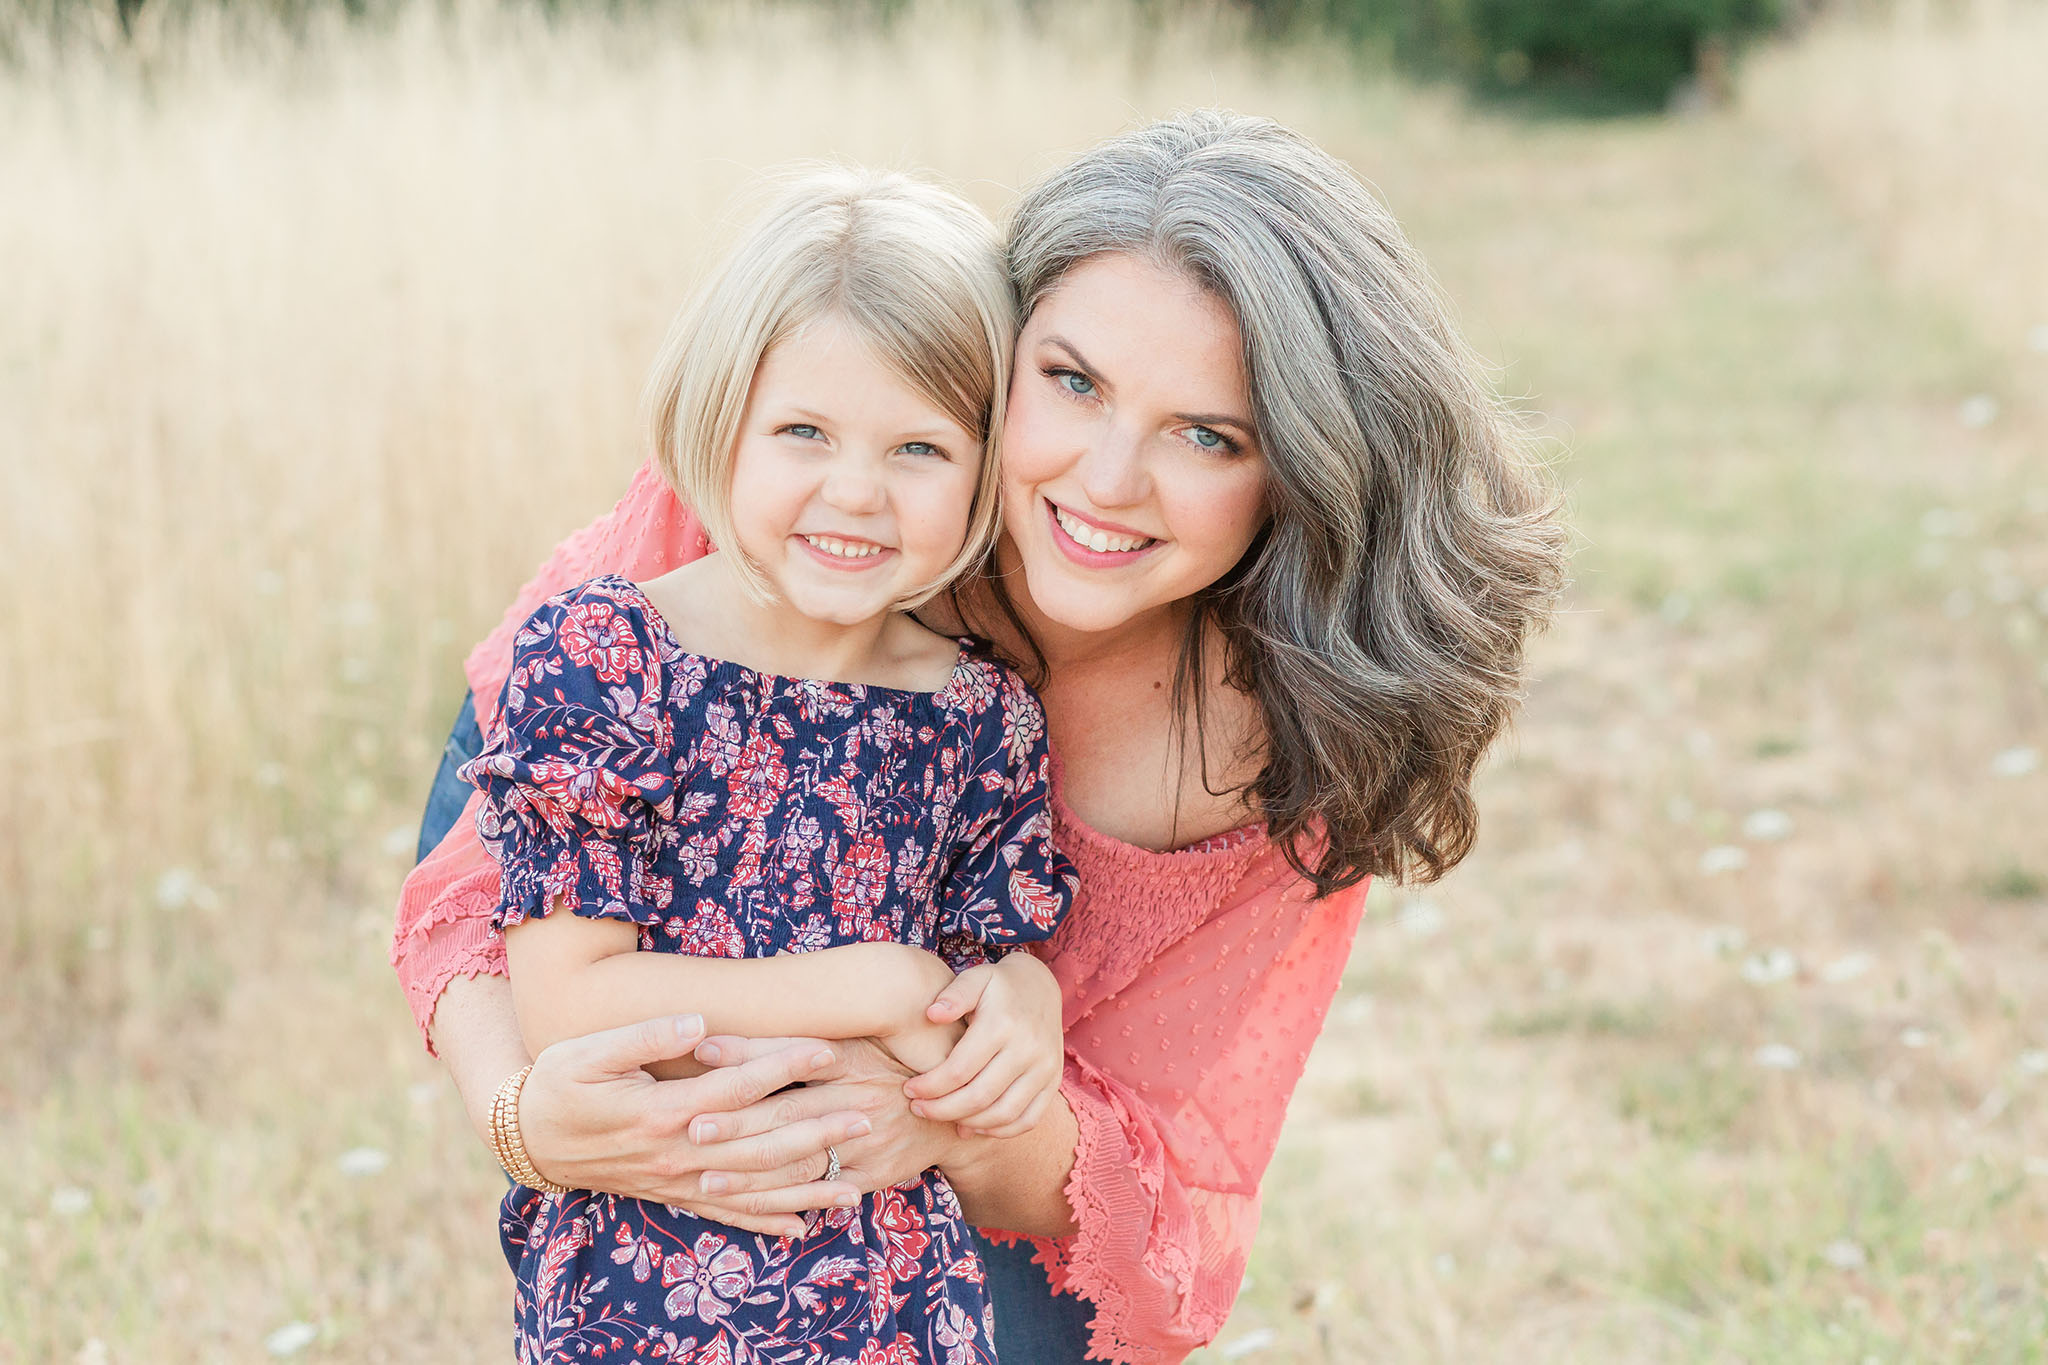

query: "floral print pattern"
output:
464 576 1077 1364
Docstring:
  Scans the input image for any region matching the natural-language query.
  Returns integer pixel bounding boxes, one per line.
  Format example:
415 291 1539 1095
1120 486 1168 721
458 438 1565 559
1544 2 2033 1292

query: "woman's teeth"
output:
1054 505 1154 554
803 535 885 560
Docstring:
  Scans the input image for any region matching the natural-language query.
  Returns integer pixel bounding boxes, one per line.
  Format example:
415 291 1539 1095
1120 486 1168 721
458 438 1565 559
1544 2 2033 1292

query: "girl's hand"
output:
902 952 1065 1139
517 1015 867 1237
690 1035 957 1199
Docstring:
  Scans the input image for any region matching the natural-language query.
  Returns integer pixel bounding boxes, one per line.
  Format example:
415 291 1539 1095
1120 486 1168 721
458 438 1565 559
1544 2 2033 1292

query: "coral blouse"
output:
390 460 1372 1364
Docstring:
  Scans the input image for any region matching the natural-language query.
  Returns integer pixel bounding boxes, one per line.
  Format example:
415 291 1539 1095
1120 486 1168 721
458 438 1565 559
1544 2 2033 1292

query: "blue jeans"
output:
415 691 1100 1360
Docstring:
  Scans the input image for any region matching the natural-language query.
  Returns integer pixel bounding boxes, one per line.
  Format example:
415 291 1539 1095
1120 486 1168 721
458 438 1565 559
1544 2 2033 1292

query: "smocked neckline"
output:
598 575 975 705
1045 747 1265 868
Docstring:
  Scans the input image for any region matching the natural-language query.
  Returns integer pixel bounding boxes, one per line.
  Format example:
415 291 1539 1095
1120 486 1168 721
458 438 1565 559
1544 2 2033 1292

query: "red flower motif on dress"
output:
854 1335 921 1365
671 899 743 959
557 599 646 685
830 833 891 922
871 1187 931 1283
728 735 787 822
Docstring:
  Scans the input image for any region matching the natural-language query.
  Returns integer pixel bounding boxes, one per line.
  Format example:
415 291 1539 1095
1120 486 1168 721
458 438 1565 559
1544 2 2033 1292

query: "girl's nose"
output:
820 457 889 516
1074 423 1150 509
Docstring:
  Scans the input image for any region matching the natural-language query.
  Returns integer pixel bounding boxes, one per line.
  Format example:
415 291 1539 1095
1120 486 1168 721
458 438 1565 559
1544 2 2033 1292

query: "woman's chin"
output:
1017 563 1160 636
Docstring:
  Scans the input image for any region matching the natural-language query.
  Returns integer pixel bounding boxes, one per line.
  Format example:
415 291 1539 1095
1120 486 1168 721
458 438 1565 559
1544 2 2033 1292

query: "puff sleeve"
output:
936 661 1078 949
459 579 679 930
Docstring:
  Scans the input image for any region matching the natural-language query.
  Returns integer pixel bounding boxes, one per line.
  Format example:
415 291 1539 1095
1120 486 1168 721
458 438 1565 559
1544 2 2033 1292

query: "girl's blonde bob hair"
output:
644 166 1015 609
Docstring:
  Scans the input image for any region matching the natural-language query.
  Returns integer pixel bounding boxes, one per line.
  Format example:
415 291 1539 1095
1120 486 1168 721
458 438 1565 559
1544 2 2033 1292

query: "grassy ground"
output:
4 3 2044 1361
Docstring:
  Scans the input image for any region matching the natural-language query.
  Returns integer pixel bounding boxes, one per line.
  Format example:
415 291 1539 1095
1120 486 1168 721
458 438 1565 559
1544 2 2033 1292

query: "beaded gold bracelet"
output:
488 1063 570 1195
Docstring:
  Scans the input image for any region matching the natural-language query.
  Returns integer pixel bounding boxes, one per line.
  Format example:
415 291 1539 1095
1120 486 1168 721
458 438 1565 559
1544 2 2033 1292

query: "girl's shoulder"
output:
508 574 673 680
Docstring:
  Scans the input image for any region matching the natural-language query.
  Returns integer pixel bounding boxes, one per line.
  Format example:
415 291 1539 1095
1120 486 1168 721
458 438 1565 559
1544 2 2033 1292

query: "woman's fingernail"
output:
676 1014 703 1039
835 1190 859 1207
691 1119 717 1144
811 1049 835 1068
849 1118 872 1138
697 1042 722 1063
701 1174 729 1194
909 1103 926 1118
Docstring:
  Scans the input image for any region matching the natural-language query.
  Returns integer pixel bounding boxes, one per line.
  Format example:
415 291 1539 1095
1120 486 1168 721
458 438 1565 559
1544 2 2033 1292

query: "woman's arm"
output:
505 904 962 1074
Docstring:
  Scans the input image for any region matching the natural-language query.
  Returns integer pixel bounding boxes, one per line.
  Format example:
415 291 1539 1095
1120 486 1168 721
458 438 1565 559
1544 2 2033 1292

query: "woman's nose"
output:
1074 423 1149 509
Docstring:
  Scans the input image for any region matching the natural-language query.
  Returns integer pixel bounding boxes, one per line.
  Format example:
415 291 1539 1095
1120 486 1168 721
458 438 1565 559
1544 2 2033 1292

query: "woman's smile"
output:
1045 498 1161 562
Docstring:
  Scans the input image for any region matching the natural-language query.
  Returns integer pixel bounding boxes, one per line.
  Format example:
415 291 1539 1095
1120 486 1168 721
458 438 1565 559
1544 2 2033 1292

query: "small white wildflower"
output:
1699 845 1749 875
408 1081 440 1108
256 761 288 788
1913 541 1949 569
1944 589 1976 619
134 1180 165 1210
1754 1043 1803 1070
155 869 199 910
340 657 371 685
49 1186 91 1217
1220 1328 1278 1359
1432 1251 1457 1277
1702 925 1748 956
1959 394 2000 428
253 569 285 596
2018 1050 2048 1076
1397 898 1445 938
1899 1027 1932 1049
1742 808 1793 841
1819 952 1875 984
265 1322 319 1357
75 1340 109 1365
1740 949 1798 985
336 1146 390 1177
338 599 377 630
85 926 112 952
1488 1137 1517 1166
381 825 415 858
1666 795 1695 824
1988 575 2024 605
1919 507 1960 538
2028 323 2048 354
1822 1238 1867 1270
1658 592 1692 624
1990 746 2040 778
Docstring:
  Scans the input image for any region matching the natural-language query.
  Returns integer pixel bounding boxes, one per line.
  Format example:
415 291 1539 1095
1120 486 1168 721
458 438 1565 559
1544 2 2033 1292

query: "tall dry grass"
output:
6 2 2048 1361
1744 0 2048 349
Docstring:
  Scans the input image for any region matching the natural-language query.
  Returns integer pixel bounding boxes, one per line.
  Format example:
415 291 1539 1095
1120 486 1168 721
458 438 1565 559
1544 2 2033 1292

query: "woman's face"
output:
998 252 1270 637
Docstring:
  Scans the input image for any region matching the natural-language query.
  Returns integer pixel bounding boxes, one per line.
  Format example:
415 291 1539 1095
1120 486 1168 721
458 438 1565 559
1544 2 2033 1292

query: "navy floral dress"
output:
461 575 1076 1365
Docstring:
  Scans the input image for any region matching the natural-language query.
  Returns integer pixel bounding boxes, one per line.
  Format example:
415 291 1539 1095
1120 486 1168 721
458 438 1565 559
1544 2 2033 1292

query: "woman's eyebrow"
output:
1176 410 1256 438
1042 335 1105 384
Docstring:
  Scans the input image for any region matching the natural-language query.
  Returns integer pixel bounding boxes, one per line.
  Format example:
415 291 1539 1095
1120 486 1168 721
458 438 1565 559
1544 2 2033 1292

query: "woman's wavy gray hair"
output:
1003 110 1567 894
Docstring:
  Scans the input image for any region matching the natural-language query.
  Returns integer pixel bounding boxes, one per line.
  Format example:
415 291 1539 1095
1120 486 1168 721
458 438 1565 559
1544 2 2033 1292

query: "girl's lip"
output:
794 535 897 572
1044 499 1163 568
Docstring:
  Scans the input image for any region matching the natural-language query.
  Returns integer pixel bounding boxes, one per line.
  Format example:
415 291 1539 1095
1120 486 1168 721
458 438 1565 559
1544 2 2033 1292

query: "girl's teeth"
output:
1055 506 1151 554
806 535 880 559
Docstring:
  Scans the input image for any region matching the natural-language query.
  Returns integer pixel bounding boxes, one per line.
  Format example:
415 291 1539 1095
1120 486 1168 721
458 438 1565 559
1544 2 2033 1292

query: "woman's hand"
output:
902 952 1065 1139
517 1014 868 1237
690 1034 957 1199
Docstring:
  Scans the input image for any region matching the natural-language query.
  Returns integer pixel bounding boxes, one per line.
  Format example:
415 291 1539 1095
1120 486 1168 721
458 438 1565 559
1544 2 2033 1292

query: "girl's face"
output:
999 252 1270 637
728 313 983 626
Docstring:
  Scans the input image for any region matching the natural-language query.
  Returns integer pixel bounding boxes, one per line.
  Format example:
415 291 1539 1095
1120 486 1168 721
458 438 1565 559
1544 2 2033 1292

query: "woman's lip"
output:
1045 498 1150 538
1044 499 1163 567
794 535 897 571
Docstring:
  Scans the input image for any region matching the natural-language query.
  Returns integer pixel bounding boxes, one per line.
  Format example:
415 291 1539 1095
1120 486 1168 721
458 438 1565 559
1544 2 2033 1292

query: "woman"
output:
394 110 1564 1363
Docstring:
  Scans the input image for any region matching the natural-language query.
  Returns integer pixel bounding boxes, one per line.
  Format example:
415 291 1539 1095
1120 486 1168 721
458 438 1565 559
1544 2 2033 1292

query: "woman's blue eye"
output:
1190 426 1225 449
1055 369 1095 396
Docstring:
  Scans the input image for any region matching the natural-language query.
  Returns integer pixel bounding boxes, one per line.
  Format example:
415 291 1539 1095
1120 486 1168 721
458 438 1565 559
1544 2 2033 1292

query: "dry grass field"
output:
4 2 2045 1361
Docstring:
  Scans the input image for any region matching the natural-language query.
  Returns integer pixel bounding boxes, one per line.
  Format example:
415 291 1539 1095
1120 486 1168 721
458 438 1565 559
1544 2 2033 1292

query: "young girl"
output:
459 169 1075 1364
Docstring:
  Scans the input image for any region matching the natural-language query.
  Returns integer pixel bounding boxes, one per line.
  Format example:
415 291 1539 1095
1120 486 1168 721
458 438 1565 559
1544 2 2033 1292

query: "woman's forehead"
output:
1027 253 1248 404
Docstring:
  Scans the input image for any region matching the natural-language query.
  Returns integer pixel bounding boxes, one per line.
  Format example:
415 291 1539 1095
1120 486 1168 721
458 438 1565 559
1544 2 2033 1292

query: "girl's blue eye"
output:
784 424 820 440
1055 369 1095 396
900 441 945 459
